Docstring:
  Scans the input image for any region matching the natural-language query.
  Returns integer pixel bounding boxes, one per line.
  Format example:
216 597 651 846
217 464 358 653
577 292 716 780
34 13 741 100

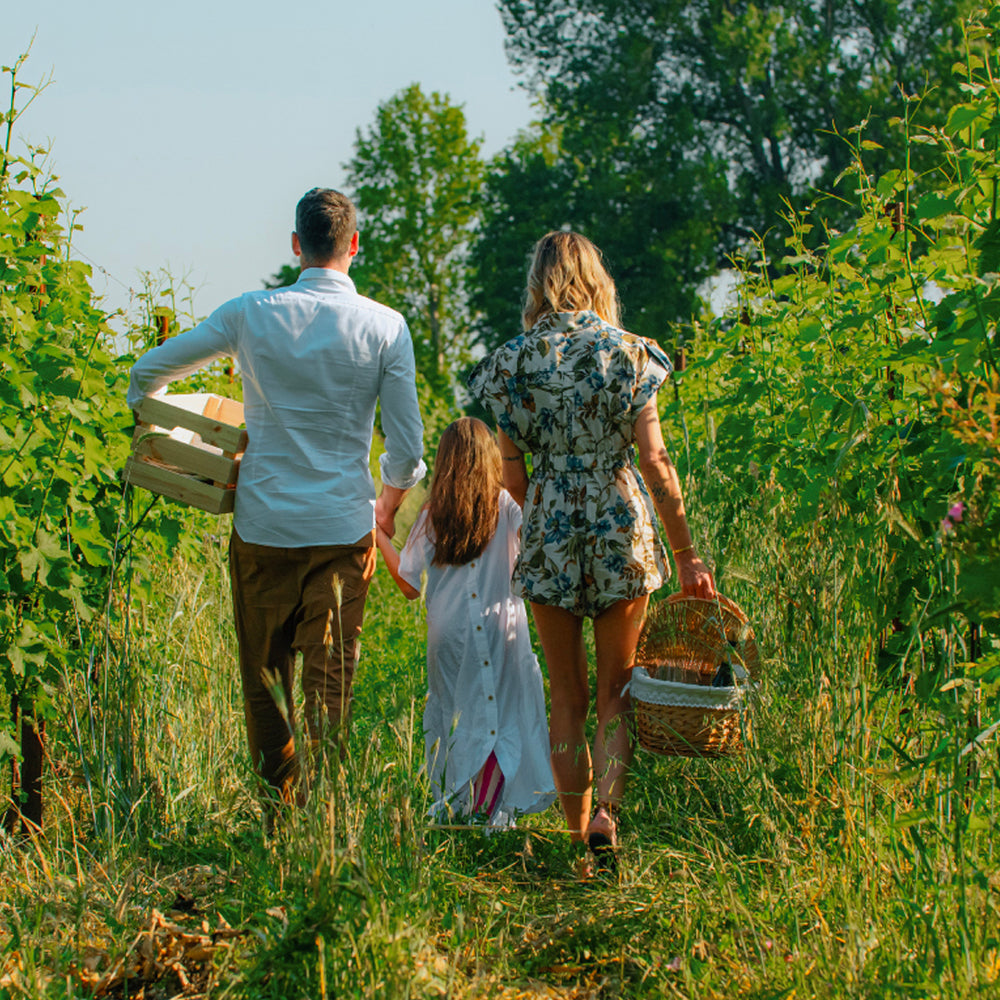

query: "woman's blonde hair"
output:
427 417 503 566
522 230 621 330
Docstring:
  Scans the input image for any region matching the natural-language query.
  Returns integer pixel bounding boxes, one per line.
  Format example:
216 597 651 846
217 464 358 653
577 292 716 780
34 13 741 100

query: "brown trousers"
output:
229 528 376 798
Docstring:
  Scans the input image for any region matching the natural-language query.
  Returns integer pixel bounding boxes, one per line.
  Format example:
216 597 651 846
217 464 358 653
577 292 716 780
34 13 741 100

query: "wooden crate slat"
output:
123 458 236 514
203 395 244 427
132 434 240 485
136 396 247 454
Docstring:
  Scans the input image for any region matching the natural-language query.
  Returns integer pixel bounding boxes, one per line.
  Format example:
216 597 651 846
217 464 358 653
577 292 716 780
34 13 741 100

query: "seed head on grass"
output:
261 667 291 729
326 574 345 660
324 610 334 659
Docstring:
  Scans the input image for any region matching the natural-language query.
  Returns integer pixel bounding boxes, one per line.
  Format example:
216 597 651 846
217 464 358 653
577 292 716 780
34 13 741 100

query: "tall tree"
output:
471 0 976 348
346 84 484 392
470 118 729 349
500 0 975 247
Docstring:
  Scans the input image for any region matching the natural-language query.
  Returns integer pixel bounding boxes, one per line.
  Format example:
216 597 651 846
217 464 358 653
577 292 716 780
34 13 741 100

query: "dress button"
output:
483 660 489 666
488 695 494 701
471 592 477 598
490 730 495 736
476 625 482 631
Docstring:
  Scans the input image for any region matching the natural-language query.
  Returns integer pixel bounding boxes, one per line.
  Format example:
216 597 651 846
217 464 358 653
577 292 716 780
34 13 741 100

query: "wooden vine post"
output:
4 694 44 835
5 251 50 835
156 311 171 345
673 341 686 401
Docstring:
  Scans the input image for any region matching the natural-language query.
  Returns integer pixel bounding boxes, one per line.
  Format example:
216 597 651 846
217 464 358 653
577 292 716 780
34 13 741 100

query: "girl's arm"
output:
376 526 421 600
498 429 529 508
633 398 716 599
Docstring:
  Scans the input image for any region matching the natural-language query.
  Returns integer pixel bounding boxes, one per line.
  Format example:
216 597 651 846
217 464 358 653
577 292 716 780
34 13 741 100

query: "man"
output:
128 188 426 802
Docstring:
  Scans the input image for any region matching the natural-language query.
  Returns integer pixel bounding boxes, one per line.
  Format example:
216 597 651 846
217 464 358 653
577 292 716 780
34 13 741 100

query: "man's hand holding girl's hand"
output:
375 485 408 539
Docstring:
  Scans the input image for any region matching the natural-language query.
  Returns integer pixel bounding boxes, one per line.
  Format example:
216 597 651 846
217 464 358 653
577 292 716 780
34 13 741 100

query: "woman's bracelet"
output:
672 544 695 556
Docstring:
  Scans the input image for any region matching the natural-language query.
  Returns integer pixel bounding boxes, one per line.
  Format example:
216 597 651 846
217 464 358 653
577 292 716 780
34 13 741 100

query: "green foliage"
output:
124 269 241 402
477 0 978 347
345 84 484 397
663 6 1000 974
0 57 215 817
0 55 129 766
676 4 1000 627
469 120 724 351
263 262 299 289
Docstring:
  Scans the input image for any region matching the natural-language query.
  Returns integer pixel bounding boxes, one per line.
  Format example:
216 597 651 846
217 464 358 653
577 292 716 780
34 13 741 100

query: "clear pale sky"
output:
6 1 534 328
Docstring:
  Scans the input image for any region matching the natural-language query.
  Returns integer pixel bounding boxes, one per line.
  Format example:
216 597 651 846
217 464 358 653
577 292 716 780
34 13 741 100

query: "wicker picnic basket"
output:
629 593 760 758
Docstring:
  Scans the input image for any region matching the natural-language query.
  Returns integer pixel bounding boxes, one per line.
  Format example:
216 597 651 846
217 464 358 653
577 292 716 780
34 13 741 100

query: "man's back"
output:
127 267 425 547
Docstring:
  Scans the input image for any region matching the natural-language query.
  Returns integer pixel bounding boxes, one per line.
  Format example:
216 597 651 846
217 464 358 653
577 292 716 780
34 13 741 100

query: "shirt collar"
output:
296 267 357 293
531 310 601 334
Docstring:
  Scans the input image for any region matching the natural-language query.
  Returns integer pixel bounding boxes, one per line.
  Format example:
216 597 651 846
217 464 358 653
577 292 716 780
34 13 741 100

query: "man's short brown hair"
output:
295 188 357 262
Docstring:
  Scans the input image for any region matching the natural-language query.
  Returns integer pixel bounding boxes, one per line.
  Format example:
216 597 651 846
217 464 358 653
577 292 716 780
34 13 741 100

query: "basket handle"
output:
663 590 749 623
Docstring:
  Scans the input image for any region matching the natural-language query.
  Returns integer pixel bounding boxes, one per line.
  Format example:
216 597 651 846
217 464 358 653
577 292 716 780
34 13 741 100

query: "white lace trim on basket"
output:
625 665 755 710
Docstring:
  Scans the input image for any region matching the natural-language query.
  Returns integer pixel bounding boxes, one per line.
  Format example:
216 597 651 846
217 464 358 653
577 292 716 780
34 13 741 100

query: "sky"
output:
6 1 535 329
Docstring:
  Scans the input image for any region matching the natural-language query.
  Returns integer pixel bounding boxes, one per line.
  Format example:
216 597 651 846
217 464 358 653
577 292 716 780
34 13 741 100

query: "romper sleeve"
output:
632 337 673 414
466 339 533 451
398 509 433 592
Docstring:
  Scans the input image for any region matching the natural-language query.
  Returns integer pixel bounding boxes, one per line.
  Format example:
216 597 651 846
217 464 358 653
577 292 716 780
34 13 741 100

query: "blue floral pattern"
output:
467 311 672 617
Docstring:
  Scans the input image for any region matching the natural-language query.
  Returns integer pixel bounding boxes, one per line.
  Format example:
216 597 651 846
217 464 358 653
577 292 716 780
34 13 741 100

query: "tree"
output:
472 0 977 347
469 117 729 350
502 0 974 244
263 263 298 289
346 84 484 395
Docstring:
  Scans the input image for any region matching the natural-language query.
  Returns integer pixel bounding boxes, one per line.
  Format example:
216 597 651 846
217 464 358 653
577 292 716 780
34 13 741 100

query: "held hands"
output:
375 502 396 539
375 486 405 539
675 551 716 600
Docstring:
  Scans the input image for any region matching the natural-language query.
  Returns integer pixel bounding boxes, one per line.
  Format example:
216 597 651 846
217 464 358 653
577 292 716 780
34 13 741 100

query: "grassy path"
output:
1 530 997 999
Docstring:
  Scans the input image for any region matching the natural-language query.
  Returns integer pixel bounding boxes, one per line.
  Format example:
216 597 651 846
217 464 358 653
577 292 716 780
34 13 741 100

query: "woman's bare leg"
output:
530 602 590 841
588 595 649 838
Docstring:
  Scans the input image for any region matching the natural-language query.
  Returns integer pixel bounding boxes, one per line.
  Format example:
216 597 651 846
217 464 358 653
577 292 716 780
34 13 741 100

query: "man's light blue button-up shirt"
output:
127 267 426 547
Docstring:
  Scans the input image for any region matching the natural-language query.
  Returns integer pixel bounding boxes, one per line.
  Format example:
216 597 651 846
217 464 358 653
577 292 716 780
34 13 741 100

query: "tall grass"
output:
1 485 998 998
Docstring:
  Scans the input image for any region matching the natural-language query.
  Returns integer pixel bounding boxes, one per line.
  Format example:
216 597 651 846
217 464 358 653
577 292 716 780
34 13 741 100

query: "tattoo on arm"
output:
650 483 670 502
502 455 524 462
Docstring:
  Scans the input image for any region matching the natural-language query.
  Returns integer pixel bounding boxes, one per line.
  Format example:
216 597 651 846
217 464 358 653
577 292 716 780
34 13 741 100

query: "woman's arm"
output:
376 526 421 600
498 429 529 508
633 398 716 599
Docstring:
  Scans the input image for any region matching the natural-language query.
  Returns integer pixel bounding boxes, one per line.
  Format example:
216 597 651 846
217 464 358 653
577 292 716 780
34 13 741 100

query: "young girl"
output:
377 417 555 827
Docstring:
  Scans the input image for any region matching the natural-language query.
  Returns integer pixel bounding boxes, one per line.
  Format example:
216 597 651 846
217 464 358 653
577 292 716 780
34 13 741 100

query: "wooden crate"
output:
123 393 248 514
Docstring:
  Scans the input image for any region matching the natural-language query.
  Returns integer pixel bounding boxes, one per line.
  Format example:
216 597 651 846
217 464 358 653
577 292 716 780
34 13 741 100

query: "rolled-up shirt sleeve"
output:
126 299 239 410
377 321 427 490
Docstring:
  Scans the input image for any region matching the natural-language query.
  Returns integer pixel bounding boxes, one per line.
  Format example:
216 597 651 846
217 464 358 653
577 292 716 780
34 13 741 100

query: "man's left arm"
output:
127 299 239 411
375 321 427 537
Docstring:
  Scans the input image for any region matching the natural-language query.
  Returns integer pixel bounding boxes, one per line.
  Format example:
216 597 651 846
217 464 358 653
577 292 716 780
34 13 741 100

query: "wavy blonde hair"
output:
522 230 621 330
427 417 503 566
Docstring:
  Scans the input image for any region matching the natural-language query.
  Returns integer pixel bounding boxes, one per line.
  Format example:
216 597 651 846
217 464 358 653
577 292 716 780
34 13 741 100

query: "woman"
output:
467 231 715 869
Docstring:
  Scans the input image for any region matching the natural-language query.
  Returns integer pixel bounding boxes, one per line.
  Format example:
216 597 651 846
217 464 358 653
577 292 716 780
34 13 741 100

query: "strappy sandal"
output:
586 802 618 874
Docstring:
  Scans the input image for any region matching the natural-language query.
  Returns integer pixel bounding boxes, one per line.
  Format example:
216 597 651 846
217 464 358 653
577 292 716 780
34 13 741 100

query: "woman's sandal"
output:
585 803 618 875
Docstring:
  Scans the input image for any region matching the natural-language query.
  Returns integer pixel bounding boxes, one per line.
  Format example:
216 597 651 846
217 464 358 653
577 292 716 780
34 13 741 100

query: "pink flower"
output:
940 501 967 535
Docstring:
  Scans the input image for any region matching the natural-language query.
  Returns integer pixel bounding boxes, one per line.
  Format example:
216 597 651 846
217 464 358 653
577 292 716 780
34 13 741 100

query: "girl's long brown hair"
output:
427 417 503 566
522 230 621 330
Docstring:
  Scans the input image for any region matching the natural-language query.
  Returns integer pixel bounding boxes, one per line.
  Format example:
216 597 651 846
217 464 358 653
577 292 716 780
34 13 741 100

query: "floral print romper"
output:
467 310 672 618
